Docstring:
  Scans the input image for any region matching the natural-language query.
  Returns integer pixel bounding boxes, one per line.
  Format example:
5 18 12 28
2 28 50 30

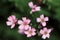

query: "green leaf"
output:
13 0 30 12
54 8 60 20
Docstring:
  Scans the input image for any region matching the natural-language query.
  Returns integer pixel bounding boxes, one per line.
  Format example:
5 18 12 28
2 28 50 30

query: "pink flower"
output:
24 27 36 37
37 14 49 26
40 28 52 39
18 17 31 30
6 15 17 29
28 2 41 14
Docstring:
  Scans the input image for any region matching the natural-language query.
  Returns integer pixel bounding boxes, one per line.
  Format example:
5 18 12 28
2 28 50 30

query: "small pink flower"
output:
18 17 31 30
6 15 17 29
24 27 36 37
37 14 49 26
28 2 41 14
40 27 52 39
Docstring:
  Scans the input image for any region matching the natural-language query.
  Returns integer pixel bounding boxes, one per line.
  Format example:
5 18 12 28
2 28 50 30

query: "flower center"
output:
44 31 48 35
32 5 36 10
32 7 35 10
29 30 32 34
23 22 27 25
41 19 44 22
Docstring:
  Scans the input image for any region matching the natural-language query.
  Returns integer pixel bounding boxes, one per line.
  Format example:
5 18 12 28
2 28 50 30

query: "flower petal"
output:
43 27 48 31
42 22 46 26
7 16 12 21
26 19 31 24
37 18 41 22
11 15 16 20
48 29 52 33
27 34 31 37
18 25 24 30
11 24 15 29
44 17 49 21
40 29 44 35
6 21 12 26
24 31 29 34
35 6 40 11
28 26 32 31
32 28 36 31
32 9 36 12
28 2 33 8
22 17 26 21
46 34 50 38
42 35 47 39
40 14 44 19
32 32 36 36
25 25 30 30
18 20 23 24
7 15 17 23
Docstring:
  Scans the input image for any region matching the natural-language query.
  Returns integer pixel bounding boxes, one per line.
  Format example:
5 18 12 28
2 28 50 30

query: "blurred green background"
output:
0 0 60 40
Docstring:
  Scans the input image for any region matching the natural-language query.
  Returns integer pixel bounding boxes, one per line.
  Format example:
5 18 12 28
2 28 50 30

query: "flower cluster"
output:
6 1 53 40
37 14 52 39
6 16 36 37
18 17 36 37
